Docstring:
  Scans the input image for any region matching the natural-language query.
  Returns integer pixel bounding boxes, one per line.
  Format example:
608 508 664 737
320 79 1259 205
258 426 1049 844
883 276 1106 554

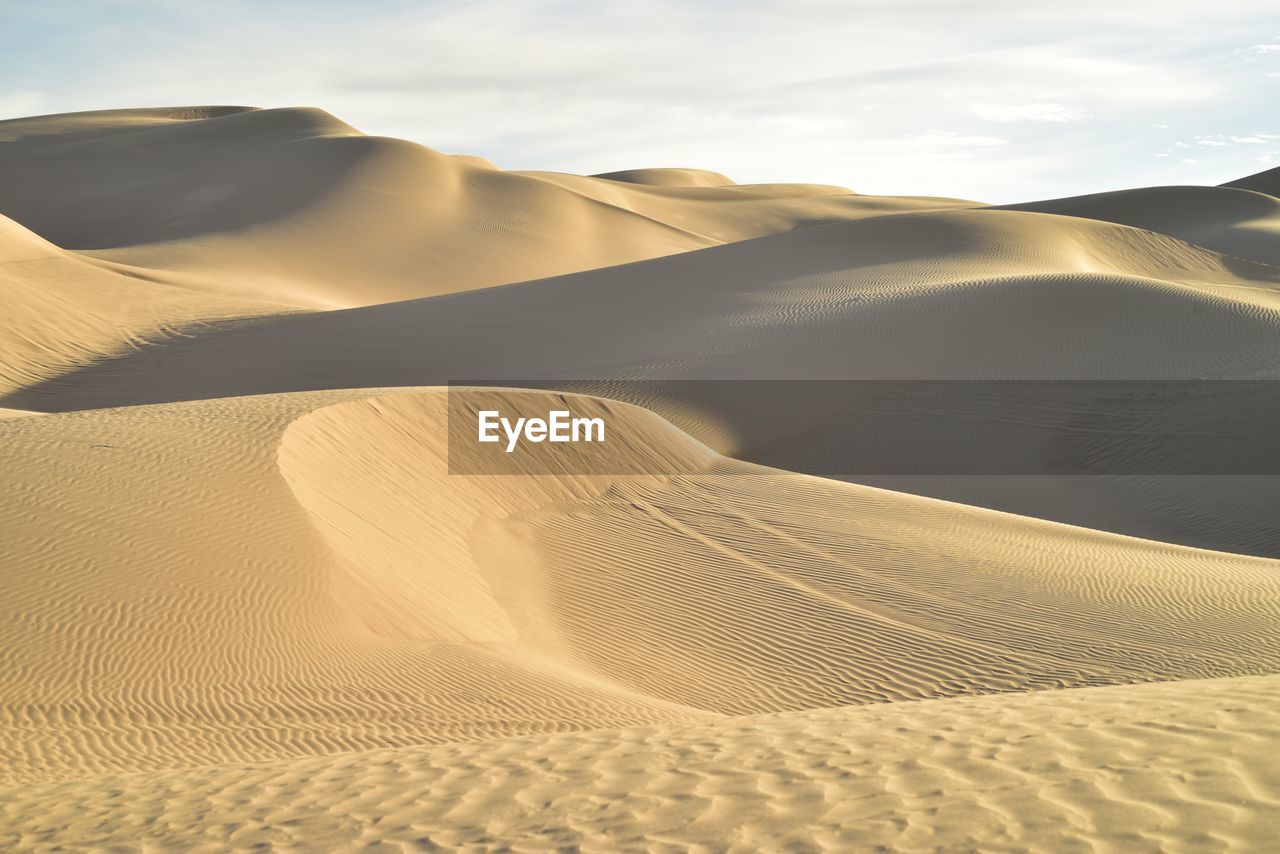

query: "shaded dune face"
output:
3 105 1280 849
0 213 282 398
591 167 738 187
0 107 362 248
1002 184 1280 268
8 207 1280 411
1223 162 1280 197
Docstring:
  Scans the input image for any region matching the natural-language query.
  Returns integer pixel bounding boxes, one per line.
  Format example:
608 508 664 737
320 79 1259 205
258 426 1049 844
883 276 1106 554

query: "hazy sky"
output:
3 1 1278 202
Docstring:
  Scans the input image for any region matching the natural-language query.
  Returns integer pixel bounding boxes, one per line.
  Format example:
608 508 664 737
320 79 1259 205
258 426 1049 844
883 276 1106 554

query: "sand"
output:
6 675 1279 851
1 106 1279 850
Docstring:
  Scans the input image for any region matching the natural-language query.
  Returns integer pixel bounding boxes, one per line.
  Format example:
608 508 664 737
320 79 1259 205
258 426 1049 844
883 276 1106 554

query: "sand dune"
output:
592 166 737 187
9 208 1279 412
3 387 1279 789
2 106 1280 849
0 106 971 307
7 201 1278 554
1223 163 1280 197
1004 185 1280 268
0 212 279 400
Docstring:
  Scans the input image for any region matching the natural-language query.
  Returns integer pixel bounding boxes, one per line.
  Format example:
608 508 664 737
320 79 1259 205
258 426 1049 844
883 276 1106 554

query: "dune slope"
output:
7 205 1279 554
0 213 283 400
3 388 1279 789
1003 185 1280 268
9 207 1280 411
1223 163 1280 197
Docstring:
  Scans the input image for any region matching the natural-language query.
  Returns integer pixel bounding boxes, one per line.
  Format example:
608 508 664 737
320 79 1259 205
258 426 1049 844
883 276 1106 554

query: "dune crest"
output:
592 167 738 187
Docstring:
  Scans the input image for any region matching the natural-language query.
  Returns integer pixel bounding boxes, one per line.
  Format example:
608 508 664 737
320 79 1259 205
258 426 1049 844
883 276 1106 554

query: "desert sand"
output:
1 106 1279 850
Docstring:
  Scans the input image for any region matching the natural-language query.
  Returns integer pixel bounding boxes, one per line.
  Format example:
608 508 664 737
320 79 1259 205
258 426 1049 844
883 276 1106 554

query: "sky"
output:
2 0 1278 203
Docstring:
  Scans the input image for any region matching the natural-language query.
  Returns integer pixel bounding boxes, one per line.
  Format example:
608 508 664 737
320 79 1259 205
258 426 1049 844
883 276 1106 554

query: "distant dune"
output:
592 166 738 187
1223 162 1280 196
1 106 1278 849
1001 184 1280 267
0 107 972 307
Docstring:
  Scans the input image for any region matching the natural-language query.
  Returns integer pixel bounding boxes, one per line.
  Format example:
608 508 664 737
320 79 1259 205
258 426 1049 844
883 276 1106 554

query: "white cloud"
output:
973 103 1090 123
897 132 1009 148
4 0 1278 201
1193 133 1277 146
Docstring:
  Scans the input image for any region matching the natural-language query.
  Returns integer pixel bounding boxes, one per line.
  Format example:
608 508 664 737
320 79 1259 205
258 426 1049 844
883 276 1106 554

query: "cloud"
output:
2 0 1278 201
972 103 1090 123
1194 134 1278 146
895 132 1009 147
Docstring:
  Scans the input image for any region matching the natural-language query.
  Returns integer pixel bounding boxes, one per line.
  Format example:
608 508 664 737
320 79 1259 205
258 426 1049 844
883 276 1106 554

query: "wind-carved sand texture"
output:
1 106 1279 850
